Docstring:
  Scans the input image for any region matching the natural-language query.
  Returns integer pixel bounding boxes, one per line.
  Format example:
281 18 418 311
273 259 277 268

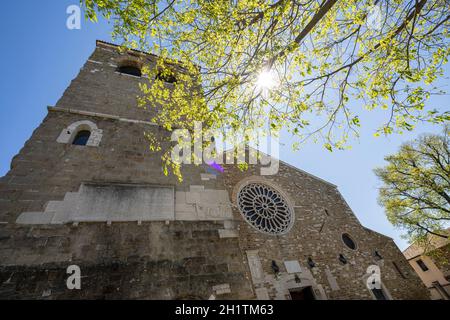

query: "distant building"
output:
403 230 450 300
0 41 430 299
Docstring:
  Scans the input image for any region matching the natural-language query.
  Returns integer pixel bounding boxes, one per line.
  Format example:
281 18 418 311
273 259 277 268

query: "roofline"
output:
96 40 199 71
96 40 159 59
404 254 422 261
402 242 416 254
223 146 397 239
276 154 337 188
223 145 337 188
363 226 394 240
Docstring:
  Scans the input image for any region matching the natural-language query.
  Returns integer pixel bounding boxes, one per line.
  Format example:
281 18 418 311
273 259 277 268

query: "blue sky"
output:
0 1 448 250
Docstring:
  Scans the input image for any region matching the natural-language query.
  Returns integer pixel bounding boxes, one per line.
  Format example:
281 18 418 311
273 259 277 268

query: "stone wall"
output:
0 101 255 299
221 161 430 300
0 221 251 299
55 41 164 122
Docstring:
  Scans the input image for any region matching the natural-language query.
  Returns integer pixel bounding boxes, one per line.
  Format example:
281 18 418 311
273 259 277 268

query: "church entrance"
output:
289 286 316 300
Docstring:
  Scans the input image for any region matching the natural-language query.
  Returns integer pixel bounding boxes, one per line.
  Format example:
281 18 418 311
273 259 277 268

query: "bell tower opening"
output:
72 130 91 146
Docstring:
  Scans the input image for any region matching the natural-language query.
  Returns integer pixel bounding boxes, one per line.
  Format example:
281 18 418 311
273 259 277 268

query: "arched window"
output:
117 59 142 77
155 71 177 83
72 130 91 146
57 120 102 147
117 65 142 77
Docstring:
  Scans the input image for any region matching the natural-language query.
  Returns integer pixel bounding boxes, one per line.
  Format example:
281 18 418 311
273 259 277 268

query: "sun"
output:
256 69 278 97
257 70 277 89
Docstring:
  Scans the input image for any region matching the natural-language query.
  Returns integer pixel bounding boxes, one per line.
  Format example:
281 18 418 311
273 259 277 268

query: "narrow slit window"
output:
72 130 91 146
371 288 388 300
339 254 348 264
416 259 429 272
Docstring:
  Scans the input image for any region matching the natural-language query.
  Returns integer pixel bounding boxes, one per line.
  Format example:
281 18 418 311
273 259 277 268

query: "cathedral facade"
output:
0 41 429 299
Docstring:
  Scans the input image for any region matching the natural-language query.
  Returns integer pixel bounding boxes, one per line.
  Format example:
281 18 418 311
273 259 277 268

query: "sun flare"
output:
256 70 277 92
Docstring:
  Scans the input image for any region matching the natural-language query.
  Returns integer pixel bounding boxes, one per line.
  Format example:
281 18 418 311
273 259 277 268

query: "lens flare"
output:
256 70 277 90
255 69 278 98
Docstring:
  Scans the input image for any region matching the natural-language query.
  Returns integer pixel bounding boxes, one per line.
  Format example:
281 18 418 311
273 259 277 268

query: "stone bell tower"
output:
0 40 430 300
0 40 253 299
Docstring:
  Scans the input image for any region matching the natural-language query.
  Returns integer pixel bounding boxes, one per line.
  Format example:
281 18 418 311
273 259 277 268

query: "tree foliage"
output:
82 0 450 176
375 126 450 242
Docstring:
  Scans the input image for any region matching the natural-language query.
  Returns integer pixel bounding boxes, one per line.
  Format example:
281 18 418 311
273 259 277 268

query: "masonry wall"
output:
55 41 159 121
0 42 253 299
222 161 430 300
0 109 253 299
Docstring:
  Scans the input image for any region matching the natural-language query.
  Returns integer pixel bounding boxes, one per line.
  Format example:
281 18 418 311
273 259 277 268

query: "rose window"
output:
237 183 293 235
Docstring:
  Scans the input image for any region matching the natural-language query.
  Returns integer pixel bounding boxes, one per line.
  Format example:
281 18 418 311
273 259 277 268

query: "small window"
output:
117 65 142 77
416 259 429 272
72 130 91 146
342 233 356 250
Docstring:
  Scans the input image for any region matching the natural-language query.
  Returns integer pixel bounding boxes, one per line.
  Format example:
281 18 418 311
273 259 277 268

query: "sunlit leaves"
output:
375 126 450 242
82 0 450 177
